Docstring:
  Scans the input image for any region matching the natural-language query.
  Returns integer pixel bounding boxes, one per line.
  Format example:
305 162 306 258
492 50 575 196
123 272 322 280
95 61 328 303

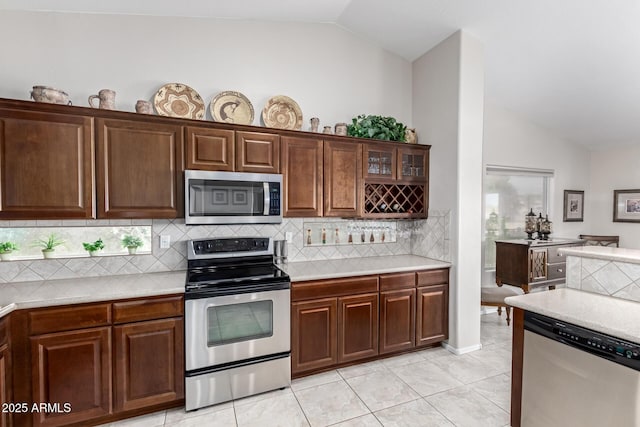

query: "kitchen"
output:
1 2 640 426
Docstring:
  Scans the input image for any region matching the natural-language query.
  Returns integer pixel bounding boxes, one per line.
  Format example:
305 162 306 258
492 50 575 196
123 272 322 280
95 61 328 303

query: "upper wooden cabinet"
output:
363 143 396 180
236 131 280 173
0 109 95 219
96 118 184 219
186 128 280 173
185 127 235 171
398 146 429 182
324 140 362 217
281 135 323 217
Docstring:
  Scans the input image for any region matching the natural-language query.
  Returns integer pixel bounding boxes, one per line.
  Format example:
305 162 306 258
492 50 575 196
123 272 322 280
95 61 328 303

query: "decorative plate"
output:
262 95 303 130
153 83 205 120
210 91 254 125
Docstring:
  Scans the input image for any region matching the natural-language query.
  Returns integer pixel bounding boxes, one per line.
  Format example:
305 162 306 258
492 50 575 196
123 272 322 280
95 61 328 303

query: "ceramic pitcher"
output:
88 89 116 110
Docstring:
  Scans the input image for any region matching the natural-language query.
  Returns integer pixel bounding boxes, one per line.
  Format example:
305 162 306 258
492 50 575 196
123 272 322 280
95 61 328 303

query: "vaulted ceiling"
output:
3 0 640 150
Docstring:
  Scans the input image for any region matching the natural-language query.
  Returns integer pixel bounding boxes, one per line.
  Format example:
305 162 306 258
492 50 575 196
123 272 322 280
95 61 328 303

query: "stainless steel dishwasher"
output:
521 312 640 427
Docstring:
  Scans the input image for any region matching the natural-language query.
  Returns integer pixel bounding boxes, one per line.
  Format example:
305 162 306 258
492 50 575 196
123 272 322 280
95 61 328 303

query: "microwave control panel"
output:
269 183 281 215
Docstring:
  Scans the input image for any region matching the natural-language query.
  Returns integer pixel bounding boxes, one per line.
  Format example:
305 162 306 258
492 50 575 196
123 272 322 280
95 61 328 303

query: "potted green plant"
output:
347 114 407 142
0 241 18 261
82 238 105 257
35 233 64 259
122 235 143 255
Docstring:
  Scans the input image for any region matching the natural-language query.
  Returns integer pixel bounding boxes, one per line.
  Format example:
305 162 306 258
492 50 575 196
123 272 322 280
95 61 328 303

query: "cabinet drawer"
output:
546 263 566 280
29 303 111 335
547 245 579 264
292 276 378 301
416 269 449 286
380 272 415 291
113 295 184 324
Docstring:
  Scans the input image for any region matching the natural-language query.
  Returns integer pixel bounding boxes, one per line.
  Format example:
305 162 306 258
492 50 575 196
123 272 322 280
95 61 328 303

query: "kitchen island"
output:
559 245 640 302
505 289 640 427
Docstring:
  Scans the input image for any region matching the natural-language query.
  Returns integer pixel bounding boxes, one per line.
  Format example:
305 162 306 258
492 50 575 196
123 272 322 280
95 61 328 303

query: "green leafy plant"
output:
35 233 65 252
0 241 18 254
82 238 105 253
121 235 143 249
347 114 407 142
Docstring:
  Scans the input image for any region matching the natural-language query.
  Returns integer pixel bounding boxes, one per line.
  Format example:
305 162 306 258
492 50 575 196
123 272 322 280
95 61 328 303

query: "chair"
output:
481 284 524 325
579 234 619 247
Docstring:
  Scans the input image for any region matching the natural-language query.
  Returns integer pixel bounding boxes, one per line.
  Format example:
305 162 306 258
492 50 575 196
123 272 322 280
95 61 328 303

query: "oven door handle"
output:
185 280 290 299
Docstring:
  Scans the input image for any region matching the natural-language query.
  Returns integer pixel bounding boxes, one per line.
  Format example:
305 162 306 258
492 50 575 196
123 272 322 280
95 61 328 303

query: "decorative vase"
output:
405 128 417 144
310 117 319 132
88 251 97 257
334 123 348 136
0 251 13 261
322 126 332 134
42 249 54 259
127 246 137 255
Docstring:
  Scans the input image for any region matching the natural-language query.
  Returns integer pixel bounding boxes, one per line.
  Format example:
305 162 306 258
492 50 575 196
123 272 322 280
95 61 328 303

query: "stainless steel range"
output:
184 237 291 411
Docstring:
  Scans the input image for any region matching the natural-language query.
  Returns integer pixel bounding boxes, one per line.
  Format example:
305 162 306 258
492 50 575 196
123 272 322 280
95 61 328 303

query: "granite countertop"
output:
506 288 640 343
559 245 640 265
0 270 186 318
282 255 450 282
495 237 583 246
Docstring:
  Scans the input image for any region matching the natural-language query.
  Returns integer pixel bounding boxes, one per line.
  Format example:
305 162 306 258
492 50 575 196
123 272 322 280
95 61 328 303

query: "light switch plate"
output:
159 235 171 249
285 232 293 243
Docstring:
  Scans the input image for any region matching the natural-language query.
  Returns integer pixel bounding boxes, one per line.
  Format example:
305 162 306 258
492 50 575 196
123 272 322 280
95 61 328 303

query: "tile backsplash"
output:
0 211 450 284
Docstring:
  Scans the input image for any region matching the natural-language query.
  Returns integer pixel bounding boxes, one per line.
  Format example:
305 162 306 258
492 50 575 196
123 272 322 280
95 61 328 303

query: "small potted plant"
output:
122 235 143 255
82 238 105 257
35 233 64 259
0 241 18 261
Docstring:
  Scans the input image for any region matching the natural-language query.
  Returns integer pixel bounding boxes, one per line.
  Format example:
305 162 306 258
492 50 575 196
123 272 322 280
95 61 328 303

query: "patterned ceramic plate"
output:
210 91 254 125
154 83 205 120
262 95 303 130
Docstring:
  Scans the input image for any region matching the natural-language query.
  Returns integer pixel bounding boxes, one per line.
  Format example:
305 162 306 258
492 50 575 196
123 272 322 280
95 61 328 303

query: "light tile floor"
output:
104 313 512 427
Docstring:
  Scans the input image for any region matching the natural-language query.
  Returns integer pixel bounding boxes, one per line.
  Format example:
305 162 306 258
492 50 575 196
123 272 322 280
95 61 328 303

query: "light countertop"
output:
282 255 450 282
0 271 186 317
559 245 640 265
506 288 640 343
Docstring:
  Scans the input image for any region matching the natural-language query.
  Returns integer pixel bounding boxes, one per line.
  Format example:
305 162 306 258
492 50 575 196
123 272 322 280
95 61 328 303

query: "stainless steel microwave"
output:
184 170 282 225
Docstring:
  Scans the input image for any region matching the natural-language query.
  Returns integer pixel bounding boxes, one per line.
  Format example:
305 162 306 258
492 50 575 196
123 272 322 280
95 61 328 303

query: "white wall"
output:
483 103 592 239
413 31 484 353
588 144 640 248
0 10 412 129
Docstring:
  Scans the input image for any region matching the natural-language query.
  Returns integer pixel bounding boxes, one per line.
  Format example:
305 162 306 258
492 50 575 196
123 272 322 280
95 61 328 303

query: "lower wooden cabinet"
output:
4 294 184 427
1 317 11 427
292 267 449 378
338 293 378 363
379 289 415 354
30 327 112 427
291 298 337 373
114 318 184 412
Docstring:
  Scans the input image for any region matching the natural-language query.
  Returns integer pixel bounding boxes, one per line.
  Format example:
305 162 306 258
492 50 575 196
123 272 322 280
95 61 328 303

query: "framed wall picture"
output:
613 189 640 222
563 190 584 222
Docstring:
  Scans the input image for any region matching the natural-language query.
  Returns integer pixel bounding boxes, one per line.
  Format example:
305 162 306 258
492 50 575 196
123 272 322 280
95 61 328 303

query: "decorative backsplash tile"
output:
566 256 640 303
0 211 451 284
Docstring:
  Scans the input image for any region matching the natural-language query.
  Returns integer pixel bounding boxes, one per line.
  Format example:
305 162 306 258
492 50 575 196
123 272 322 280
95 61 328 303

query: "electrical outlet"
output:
159 235 171 249
285 232 293 243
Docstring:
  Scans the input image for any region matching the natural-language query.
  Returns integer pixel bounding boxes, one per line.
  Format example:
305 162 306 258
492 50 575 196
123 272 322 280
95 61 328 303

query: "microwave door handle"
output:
263 182 270 216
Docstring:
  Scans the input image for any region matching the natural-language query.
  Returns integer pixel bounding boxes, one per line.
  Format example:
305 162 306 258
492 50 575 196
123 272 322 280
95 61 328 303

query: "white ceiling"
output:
3 0 640 150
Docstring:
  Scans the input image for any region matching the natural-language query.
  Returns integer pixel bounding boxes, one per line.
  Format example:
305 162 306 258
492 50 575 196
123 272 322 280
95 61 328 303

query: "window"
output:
482 165 553 284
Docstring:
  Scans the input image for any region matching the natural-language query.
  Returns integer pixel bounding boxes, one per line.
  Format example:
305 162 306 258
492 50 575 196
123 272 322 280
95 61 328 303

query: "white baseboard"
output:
480 306 498 315
442 342 482 355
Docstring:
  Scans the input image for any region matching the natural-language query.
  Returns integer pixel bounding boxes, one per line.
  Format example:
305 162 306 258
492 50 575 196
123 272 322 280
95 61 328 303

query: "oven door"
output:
185 287 290 371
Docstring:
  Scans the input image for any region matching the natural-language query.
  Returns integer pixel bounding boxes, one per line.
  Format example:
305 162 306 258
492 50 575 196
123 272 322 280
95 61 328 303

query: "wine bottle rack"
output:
363 183 427 218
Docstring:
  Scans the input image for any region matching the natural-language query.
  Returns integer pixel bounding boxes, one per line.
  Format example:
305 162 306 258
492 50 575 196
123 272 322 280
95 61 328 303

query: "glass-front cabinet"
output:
363 144 396 179
398 147 428 181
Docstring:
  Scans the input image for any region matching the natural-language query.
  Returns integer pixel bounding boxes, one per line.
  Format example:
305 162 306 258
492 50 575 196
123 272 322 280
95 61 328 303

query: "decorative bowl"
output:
30 86 72 105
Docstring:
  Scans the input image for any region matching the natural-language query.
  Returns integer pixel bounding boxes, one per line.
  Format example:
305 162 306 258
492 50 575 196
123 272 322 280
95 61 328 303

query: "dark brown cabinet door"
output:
397 146 429 182
338 293 378 363
291 298 337 375
0 109 94 219
114 318 184 412
416 285 448 347
185 127 234 171
236 131 280 173
529 248 548 282
324 140 362 217
30 327 111 427
281 136 323 217
379 289 415 354
0 316 10 427
96 119 184 218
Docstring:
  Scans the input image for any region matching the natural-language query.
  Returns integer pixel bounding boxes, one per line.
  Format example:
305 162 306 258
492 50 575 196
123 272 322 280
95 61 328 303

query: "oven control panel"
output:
188 237 271 259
